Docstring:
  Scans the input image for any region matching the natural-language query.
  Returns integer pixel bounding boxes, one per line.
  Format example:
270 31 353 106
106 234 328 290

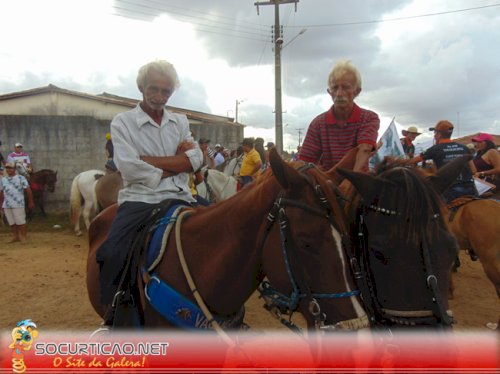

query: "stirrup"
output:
89 322 112 339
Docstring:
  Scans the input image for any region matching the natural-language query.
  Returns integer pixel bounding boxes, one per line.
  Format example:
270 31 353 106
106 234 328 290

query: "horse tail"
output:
69 174 82 226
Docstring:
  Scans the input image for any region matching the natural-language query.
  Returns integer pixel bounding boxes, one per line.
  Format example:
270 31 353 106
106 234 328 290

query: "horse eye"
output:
373 250 388 265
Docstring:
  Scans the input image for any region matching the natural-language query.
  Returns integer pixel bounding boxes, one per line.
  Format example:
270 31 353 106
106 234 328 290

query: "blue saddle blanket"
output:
146 204 186 270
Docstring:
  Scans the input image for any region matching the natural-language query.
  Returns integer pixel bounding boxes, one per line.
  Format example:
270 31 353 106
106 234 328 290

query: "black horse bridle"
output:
355 203 454 328
258 163 367 332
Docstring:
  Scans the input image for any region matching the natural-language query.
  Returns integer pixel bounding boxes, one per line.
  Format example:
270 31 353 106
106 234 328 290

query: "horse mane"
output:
371 157 447 245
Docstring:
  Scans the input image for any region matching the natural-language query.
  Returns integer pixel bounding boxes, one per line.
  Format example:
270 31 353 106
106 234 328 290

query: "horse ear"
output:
427 155 472 194
336 168 384 202
269 148 305 190
326 147 358 183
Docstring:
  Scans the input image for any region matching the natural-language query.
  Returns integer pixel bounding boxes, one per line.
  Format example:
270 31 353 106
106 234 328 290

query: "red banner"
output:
1 330 498 373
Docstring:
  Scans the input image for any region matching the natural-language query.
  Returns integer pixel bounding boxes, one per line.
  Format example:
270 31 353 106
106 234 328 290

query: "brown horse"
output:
27 169 57 218
94 171 123 210
87 148 369 332
448 197 500 297
87 150 464 331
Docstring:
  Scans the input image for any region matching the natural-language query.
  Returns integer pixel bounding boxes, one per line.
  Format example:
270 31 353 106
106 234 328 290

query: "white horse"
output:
222 155 242 178
197 169 238 203
69 169 105 236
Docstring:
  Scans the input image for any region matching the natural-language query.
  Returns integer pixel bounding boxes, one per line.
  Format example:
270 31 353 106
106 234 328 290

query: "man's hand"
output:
177 141 195 155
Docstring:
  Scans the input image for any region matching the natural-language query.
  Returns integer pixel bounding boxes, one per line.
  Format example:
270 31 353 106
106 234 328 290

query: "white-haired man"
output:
96 60 203 311
298 60 380 172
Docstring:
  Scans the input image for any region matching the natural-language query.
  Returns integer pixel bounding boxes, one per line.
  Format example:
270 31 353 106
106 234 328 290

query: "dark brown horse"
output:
27 169 57 218
87 150 465 332
340 156 469 328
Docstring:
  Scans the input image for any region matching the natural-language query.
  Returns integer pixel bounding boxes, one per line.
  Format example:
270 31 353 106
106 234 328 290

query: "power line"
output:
286 3 500 29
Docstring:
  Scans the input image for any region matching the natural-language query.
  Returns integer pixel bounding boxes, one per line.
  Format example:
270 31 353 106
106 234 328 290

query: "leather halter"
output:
258 163 367 332
355 204 454 328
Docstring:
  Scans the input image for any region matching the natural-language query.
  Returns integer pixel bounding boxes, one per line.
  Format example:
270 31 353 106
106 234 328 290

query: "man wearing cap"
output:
400 126 421 158
7 143 33 174
0 162 35 242
470 132 500 185
412 120 477 203
213 144 225 167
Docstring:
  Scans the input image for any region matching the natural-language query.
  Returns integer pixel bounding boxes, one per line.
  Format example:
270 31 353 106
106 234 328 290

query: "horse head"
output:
337 156 470 328
260 149 368 331
14 161 30 179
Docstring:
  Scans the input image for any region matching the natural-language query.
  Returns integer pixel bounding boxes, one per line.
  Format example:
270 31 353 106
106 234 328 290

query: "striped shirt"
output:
298 104 379 170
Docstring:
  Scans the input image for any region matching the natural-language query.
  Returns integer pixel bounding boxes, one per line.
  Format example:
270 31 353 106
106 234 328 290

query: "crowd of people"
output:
1 58 498 327
0 141 35 242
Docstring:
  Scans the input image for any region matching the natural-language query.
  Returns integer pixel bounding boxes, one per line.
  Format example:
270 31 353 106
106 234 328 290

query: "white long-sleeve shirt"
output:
111 105 203 205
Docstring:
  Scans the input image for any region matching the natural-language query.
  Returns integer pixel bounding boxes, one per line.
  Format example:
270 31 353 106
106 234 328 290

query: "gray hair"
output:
136 60 180 91
327 60 362 91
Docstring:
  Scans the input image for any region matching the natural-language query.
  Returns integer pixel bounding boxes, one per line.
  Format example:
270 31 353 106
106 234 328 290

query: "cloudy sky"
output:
1 0 499 151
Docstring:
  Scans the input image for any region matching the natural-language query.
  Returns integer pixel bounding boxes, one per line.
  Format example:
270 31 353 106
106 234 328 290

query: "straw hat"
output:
402 126 421 137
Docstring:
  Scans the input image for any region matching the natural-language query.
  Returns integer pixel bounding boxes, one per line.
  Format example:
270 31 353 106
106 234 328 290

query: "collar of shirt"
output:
437 138 453 144
325 103 362 125
134 104 179 128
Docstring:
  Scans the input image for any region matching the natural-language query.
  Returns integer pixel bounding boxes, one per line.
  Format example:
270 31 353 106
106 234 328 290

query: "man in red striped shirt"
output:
298 60 379 172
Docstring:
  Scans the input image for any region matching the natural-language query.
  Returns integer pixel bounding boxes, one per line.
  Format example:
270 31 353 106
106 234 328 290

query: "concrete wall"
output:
0 114 244 213
0 91 133 120
1 115 111 212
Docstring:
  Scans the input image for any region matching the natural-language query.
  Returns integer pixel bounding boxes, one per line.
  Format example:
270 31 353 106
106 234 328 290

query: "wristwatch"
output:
479 172 485 179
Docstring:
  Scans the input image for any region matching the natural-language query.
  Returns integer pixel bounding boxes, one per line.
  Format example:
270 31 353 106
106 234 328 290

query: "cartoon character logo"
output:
9 319 38 374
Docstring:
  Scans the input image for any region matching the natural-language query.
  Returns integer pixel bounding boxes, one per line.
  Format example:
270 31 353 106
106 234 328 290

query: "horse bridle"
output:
259 163 368 333
355 203 454 328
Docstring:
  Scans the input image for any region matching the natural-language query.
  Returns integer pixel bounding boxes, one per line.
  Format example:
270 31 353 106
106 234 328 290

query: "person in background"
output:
104 133 117 172
264 142 275 168
299 60 379 172
400 126 421 158
0 162 35 242
411 120 477 203
213 144 225 167
239 137 262 188
96 60 203 310
254 138 266 171
198 138 215 169
470 132 500 187
7 143 33 174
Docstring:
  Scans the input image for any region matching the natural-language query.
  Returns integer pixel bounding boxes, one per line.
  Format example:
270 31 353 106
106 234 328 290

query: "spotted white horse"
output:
69 169 105 236
197 169 238 203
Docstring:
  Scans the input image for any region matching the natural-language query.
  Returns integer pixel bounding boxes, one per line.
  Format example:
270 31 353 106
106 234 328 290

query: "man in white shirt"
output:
96 60 203 308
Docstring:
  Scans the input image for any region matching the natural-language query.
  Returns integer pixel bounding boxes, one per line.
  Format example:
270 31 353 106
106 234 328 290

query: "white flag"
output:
369 118 405 169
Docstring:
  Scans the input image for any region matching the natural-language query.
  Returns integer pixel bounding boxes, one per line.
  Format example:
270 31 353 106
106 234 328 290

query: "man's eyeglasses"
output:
5 166 14 169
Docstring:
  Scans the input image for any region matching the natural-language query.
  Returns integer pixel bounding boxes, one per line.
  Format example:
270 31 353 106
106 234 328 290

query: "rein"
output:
259 164 367 333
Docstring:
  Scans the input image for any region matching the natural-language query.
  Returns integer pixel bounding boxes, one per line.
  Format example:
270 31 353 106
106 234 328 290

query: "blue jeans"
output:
240 175 253 188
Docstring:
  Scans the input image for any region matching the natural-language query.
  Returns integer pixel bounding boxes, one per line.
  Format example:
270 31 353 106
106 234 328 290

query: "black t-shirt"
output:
422 141 473 184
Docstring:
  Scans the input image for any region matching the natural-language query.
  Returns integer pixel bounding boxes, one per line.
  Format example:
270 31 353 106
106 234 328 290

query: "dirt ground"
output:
0 228 498 332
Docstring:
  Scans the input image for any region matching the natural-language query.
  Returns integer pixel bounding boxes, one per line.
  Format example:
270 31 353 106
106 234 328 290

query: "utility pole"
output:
296 128 304 147
235 99 243 123
255 0 299 155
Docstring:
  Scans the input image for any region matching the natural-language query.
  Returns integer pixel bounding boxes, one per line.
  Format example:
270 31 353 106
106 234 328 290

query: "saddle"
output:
105 200 189 328
447 195 482 222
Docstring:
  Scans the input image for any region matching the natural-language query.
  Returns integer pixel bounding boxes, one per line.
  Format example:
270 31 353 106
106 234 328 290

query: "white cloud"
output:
1 0 499 153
